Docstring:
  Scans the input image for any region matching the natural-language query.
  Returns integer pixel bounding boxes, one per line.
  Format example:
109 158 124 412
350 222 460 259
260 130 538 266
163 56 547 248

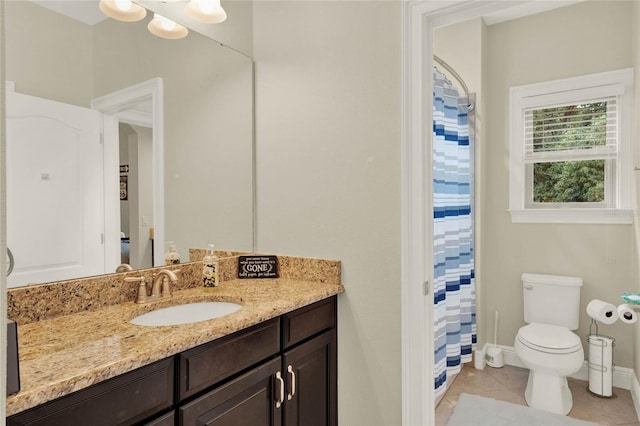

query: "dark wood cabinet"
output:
7 297 338 426
177 329 337 426
283 330 337 426
178 318 280 401
178 298 338 426
179 357 282 426
7 358 174 426
282 297 336 349
144 410 175 426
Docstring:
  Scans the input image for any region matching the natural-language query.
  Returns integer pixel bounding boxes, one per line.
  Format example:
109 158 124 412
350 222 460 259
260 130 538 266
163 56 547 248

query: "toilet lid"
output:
517 323 582 354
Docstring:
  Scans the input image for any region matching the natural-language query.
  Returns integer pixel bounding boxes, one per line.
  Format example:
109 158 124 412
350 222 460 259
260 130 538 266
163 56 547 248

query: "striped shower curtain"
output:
432 67 476 399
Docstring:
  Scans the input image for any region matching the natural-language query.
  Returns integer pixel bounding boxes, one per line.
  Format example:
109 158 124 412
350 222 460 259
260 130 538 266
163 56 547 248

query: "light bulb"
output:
156 14 177 31
185 0 227 24
99 0 146 22
114 0 132 12
148 13 189 39
199 0 215 15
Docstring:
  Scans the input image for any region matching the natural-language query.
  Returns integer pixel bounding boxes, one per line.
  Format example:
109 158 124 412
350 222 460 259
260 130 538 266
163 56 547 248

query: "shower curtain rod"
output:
433 54 474 112
433 54 470 98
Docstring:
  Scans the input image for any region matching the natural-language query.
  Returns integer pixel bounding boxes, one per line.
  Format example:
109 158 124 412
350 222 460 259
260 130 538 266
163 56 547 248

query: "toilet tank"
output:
522 273 583 330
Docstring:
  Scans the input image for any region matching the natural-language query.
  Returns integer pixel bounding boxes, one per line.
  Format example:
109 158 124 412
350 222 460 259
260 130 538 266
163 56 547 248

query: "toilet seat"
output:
517 323 582 354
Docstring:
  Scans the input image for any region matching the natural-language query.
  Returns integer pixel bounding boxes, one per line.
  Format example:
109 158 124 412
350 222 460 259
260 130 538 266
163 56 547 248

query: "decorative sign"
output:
120 176 128 200
238 255 279 279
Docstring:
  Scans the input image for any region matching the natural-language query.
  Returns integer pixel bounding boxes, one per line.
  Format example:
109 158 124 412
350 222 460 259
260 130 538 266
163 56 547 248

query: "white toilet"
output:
514 273 584 415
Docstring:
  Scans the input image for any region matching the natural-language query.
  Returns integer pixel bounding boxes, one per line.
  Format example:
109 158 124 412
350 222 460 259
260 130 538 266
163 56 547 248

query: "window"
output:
509 69 633 224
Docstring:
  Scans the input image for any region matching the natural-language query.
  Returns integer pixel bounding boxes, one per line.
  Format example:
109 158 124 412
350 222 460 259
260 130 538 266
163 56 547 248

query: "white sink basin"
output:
130 301 242 326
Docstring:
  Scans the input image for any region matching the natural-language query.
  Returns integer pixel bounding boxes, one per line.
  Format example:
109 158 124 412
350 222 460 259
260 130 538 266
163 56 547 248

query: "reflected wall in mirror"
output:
5 1 254 288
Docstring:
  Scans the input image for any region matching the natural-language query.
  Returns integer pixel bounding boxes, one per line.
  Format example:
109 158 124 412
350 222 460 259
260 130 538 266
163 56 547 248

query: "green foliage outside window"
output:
533 161 604 202
531 102 607 203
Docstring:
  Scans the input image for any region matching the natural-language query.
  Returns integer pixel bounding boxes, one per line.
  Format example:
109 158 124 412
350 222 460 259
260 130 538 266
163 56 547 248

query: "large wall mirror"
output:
4 1 254 288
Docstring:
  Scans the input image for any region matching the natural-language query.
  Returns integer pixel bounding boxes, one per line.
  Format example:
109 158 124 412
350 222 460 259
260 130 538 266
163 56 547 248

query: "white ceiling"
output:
482 0 584 26
28 1 585 32
30 0 106 25
30 0 585 28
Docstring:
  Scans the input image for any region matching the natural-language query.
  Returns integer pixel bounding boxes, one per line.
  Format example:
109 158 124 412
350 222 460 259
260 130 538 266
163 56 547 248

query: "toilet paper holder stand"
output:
586 330 616 398
588 318 609 337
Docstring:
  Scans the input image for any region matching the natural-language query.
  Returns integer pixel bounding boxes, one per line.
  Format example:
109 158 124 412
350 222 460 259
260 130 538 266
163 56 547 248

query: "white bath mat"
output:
447 393 599 426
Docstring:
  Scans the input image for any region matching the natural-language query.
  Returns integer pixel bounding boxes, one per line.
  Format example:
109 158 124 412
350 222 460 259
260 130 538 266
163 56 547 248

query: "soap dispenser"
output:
203 244 219 289
164 241 181 265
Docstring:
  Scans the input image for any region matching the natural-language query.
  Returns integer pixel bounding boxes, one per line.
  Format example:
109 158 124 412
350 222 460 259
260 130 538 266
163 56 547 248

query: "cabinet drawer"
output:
178 318 280 400
8 358 174 426
282 297 336 349
179 357 282 426
144 410 175 426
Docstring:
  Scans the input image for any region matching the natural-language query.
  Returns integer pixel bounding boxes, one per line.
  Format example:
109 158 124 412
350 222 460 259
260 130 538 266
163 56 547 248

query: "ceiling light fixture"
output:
99 0 228 40
99 0 146 22
147 13 189 39
185 0 227 24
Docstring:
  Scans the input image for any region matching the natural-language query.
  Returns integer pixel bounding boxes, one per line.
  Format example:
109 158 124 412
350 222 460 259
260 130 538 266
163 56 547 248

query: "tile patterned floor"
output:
435 364 640 426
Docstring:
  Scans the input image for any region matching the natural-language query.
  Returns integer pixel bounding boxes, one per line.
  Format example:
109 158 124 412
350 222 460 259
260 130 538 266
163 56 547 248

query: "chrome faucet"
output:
126 269 179 304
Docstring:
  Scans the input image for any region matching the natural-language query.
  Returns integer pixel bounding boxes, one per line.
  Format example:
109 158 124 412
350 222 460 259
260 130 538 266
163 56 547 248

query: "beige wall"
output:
0 0 7 417
253 2 402 424
484 1 637 367
632 1 640 377
91 17 254 254
5 1 92 106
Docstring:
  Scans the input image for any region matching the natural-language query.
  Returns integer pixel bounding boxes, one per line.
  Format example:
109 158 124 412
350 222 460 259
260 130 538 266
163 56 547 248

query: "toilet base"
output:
524 371 573 415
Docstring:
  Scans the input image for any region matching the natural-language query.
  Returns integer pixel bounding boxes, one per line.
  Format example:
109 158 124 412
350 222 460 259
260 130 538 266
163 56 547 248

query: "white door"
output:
6 91 105 287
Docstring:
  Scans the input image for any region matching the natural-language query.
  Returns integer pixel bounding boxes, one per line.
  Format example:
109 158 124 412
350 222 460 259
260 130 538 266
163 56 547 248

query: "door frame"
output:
91 78 165 268
401 1 557 424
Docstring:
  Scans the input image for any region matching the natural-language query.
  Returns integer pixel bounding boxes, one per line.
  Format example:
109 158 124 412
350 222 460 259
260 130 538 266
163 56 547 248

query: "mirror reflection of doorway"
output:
119 124 153 269
91 77 165 272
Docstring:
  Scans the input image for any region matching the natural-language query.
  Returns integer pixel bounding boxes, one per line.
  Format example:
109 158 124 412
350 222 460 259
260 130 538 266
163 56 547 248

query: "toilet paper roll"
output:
617 304 638 324
588 335 613 366
586 299 618 325
588 335 614 397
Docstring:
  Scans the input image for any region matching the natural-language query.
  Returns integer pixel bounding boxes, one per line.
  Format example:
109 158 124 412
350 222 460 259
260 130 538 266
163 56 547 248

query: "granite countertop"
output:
7 278 345 416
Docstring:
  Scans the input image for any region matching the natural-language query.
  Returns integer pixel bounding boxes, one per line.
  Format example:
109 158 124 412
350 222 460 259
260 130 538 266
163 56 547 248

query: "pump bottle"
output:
203 244 219 289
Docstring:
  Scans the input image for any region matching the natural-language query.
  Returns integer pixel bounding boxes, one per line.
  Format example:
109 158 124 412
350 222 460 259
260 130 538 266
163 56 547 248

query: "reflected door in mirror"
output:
6 91 106 287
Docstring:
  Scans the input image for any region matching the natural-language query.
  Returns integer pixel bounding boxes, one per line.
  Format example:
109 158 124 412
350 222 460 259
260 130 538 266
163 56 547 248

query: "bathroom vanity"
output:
6 256 343 425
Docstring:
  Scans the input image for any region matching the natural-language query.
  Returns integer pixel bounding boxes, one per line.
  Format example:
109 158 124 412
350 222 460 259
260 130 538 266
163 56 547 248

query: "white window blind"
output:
508 68 633 224
523 96 617 163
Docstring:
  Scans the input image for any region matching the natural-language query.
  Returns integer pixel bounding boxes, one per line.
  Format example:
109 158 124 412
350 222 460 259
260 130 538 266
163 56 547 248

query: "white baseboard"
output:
479 343 633 389
631 373 640 421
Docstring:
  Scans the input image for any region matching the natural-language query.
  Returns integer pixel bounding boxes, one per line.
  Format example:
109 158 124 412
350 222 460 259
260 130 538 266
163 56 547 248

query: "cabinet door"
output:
283 330 337 426
179 357 283 426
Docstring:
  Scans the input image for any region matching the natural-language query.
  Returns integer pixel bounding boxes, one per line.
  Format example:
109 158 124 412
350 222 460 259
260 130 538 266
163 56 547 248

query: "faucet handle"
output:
124 276 148 304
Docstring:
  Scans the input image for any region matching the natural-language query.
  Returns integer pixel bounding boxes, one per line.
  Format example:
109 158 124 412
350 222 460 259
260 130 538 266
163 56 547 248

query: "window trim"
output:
509 69 633 224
